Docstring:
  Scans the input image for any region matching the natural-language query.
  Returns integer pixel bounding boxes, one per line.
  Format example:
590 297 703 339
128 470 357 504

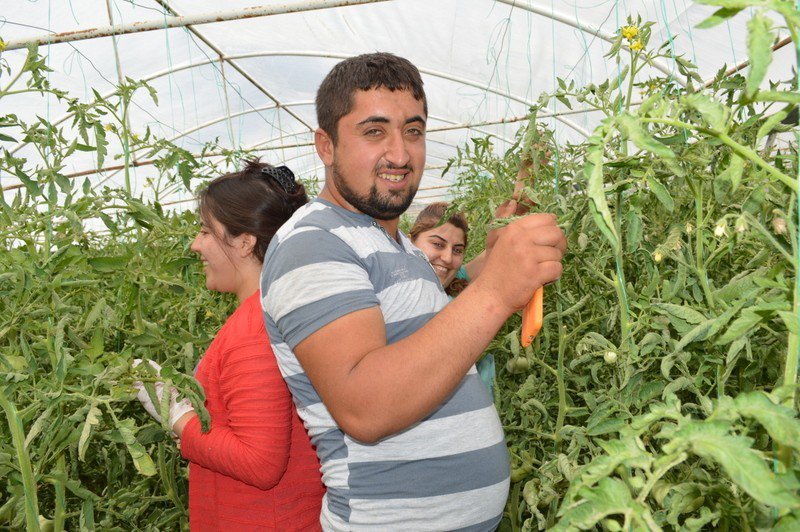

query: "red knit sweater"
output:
180 291 325 530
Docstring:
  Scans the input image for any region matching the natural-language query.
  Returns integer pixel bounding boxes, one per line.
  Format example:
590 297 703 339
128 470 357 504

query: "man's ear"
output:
315 128 334 166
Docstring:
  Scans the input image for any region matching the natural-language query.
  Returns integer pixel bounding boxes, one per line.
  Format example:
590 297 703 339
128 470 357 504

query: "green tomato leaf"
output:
672 305 739 353
696 7 744 29
111 416 156 477
716 310 762 346
665 420 800 509
734 392 800 453
754 90 800 104
587 417 628 437
78 404 102 461
646 174 675 212
625 208 643 252
617 114 675 160
684 93 729 131
584 136 620 253
653 303 707 325
554 478 656 530
746 13 774 99
87 255 131 272
662 376 693 400
757 109 790 141
778 311 799 335
717 153 744 193
774 511 800 532
93 122 107 169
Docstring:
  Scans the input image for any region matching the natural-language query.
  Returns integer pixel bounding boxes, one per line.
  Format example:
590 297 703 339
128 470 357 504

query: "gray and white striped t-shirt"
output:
261 199 510 531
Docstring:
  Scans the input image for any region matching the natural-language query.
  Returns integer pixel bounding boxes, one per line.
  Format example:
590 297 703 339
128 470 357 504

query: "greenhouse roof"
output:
1 0 795 212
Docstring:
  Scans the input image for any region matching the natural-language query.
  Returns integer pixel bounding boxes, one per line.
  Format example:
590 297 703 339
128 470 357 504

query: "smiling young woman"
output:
134 159 325 530
408 203 468 294
408 202 500 399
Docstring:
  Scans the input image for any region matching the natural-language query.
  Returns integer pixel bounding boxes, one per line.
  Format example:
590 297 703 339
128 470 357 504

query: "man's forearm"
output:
306 280 511 442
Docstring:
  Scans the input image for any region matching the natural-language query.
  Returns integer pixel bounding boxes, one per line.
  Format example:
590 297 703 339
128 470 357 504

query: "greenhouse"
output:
1 0 798 529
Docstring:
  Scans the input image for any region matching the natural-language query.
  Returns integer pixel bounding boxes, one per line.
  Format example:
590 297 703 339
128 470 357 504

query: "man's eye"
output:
454 248 465 255
407 127 424 136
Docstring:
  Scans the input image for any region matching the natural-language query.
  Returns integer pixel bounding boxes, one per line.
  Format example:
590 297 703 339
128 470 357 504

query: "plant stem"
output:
640 117 797 192
0 64 27 99
554 286 568 440
685 175 716 308
53 455 66 532
625 52 638 112
636 452 688 503
0 388 41 532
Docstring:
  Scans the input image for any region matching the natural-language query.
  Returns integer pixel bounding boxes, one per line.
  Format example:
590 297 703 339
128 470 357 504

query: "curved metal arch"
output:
164 102 527 149
10 46 596 156
157 101 314 143
200 50 594 137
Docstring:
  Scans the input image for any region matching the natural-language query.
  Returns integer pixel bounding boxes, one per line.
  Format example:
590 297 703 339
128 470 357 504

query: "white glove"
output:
132 359 195 434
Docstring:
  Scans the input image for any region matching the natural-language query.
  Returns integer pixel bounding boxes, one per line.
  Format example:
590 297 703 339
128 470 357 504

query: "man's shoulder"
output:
274 201 342 242
271 201 396 264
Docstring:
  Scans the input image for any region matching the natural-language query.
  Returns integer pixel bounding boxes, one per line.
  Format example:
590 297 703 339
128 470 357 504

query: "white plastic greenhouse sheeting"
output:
0 0 795 211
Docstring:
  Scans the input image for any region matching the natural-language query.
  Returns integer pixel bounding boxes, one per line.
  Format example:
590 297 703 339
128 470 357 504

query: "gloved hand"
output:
132 359 195 435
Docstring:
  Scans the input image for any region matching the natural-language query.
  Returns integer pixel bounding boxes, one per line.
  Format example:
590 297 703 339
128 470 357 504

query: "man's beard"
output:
332 162 417 221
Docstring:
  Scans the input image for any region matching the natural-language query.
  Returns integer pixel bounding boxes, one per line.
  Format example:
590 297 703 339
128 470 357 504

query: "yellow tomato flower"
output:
630 40 644 52
0 39 6 52
621 26 638 41
104 123 114 132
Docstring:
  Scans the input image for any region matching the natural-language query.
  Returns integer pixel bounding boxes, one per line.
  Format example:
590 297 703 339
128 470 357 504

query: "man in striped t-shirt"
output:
260 53 566 530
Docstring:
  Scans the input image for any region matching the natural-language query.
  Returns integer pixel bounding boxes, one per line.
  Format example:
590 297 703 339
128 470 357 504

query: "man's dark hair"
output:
316 52 427 144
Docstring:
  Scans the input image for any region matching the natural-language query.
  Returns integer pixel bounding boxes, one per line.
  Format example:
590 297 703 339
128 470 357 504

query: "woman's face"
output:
190 215 244 294
412 222 466 288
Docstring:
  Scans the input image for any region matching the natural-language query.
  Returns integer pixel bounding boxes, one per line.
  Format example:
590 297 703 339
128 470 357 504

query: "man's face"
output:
320 88 426 220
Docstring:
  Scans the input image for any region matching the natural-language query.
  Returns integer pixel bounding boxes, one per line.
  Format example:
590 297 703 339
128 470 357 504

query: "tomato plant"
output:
447 2 799 530
1 0 798 530
0 45 240 530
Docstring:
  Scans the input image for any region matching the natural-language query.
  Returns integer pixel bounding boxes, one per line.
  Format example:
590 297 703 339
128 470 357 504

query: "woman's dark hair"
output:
409 202 470 296
316 52 427 145
197 158 308 262
409 202 469 248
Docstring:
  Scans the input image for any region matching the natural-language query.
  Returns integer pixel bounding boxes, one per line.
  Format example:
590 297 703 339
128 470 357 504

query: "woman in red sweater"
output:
135 159 325 530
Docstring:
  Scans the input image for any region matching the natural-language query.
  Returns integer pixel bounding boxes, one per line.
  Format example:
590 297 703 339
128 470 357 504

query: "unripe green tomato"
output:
629 475 645 490
604 351 618 364
578 232 589 250
506 356 531 374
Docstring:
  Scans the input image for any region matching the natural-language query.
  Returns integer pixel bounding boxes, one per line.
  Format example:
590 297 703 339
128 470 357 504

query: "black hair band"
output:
262 165 298 194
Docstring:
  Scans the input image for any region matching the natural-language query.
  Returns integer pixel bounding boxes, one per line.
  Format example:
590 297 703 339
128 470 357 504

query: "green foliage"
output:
0 46 243 530
446 5 799 531
1 1 798 530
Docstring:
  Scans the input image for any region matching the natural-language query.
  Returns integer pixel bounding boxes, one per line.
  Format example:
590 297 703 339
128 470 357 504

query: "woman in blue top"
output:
409 202 497 397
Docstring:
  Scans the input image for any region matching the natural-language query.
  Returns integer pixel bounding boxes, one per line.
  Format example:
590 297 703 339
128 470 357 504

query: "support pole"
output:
3 0 391 51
